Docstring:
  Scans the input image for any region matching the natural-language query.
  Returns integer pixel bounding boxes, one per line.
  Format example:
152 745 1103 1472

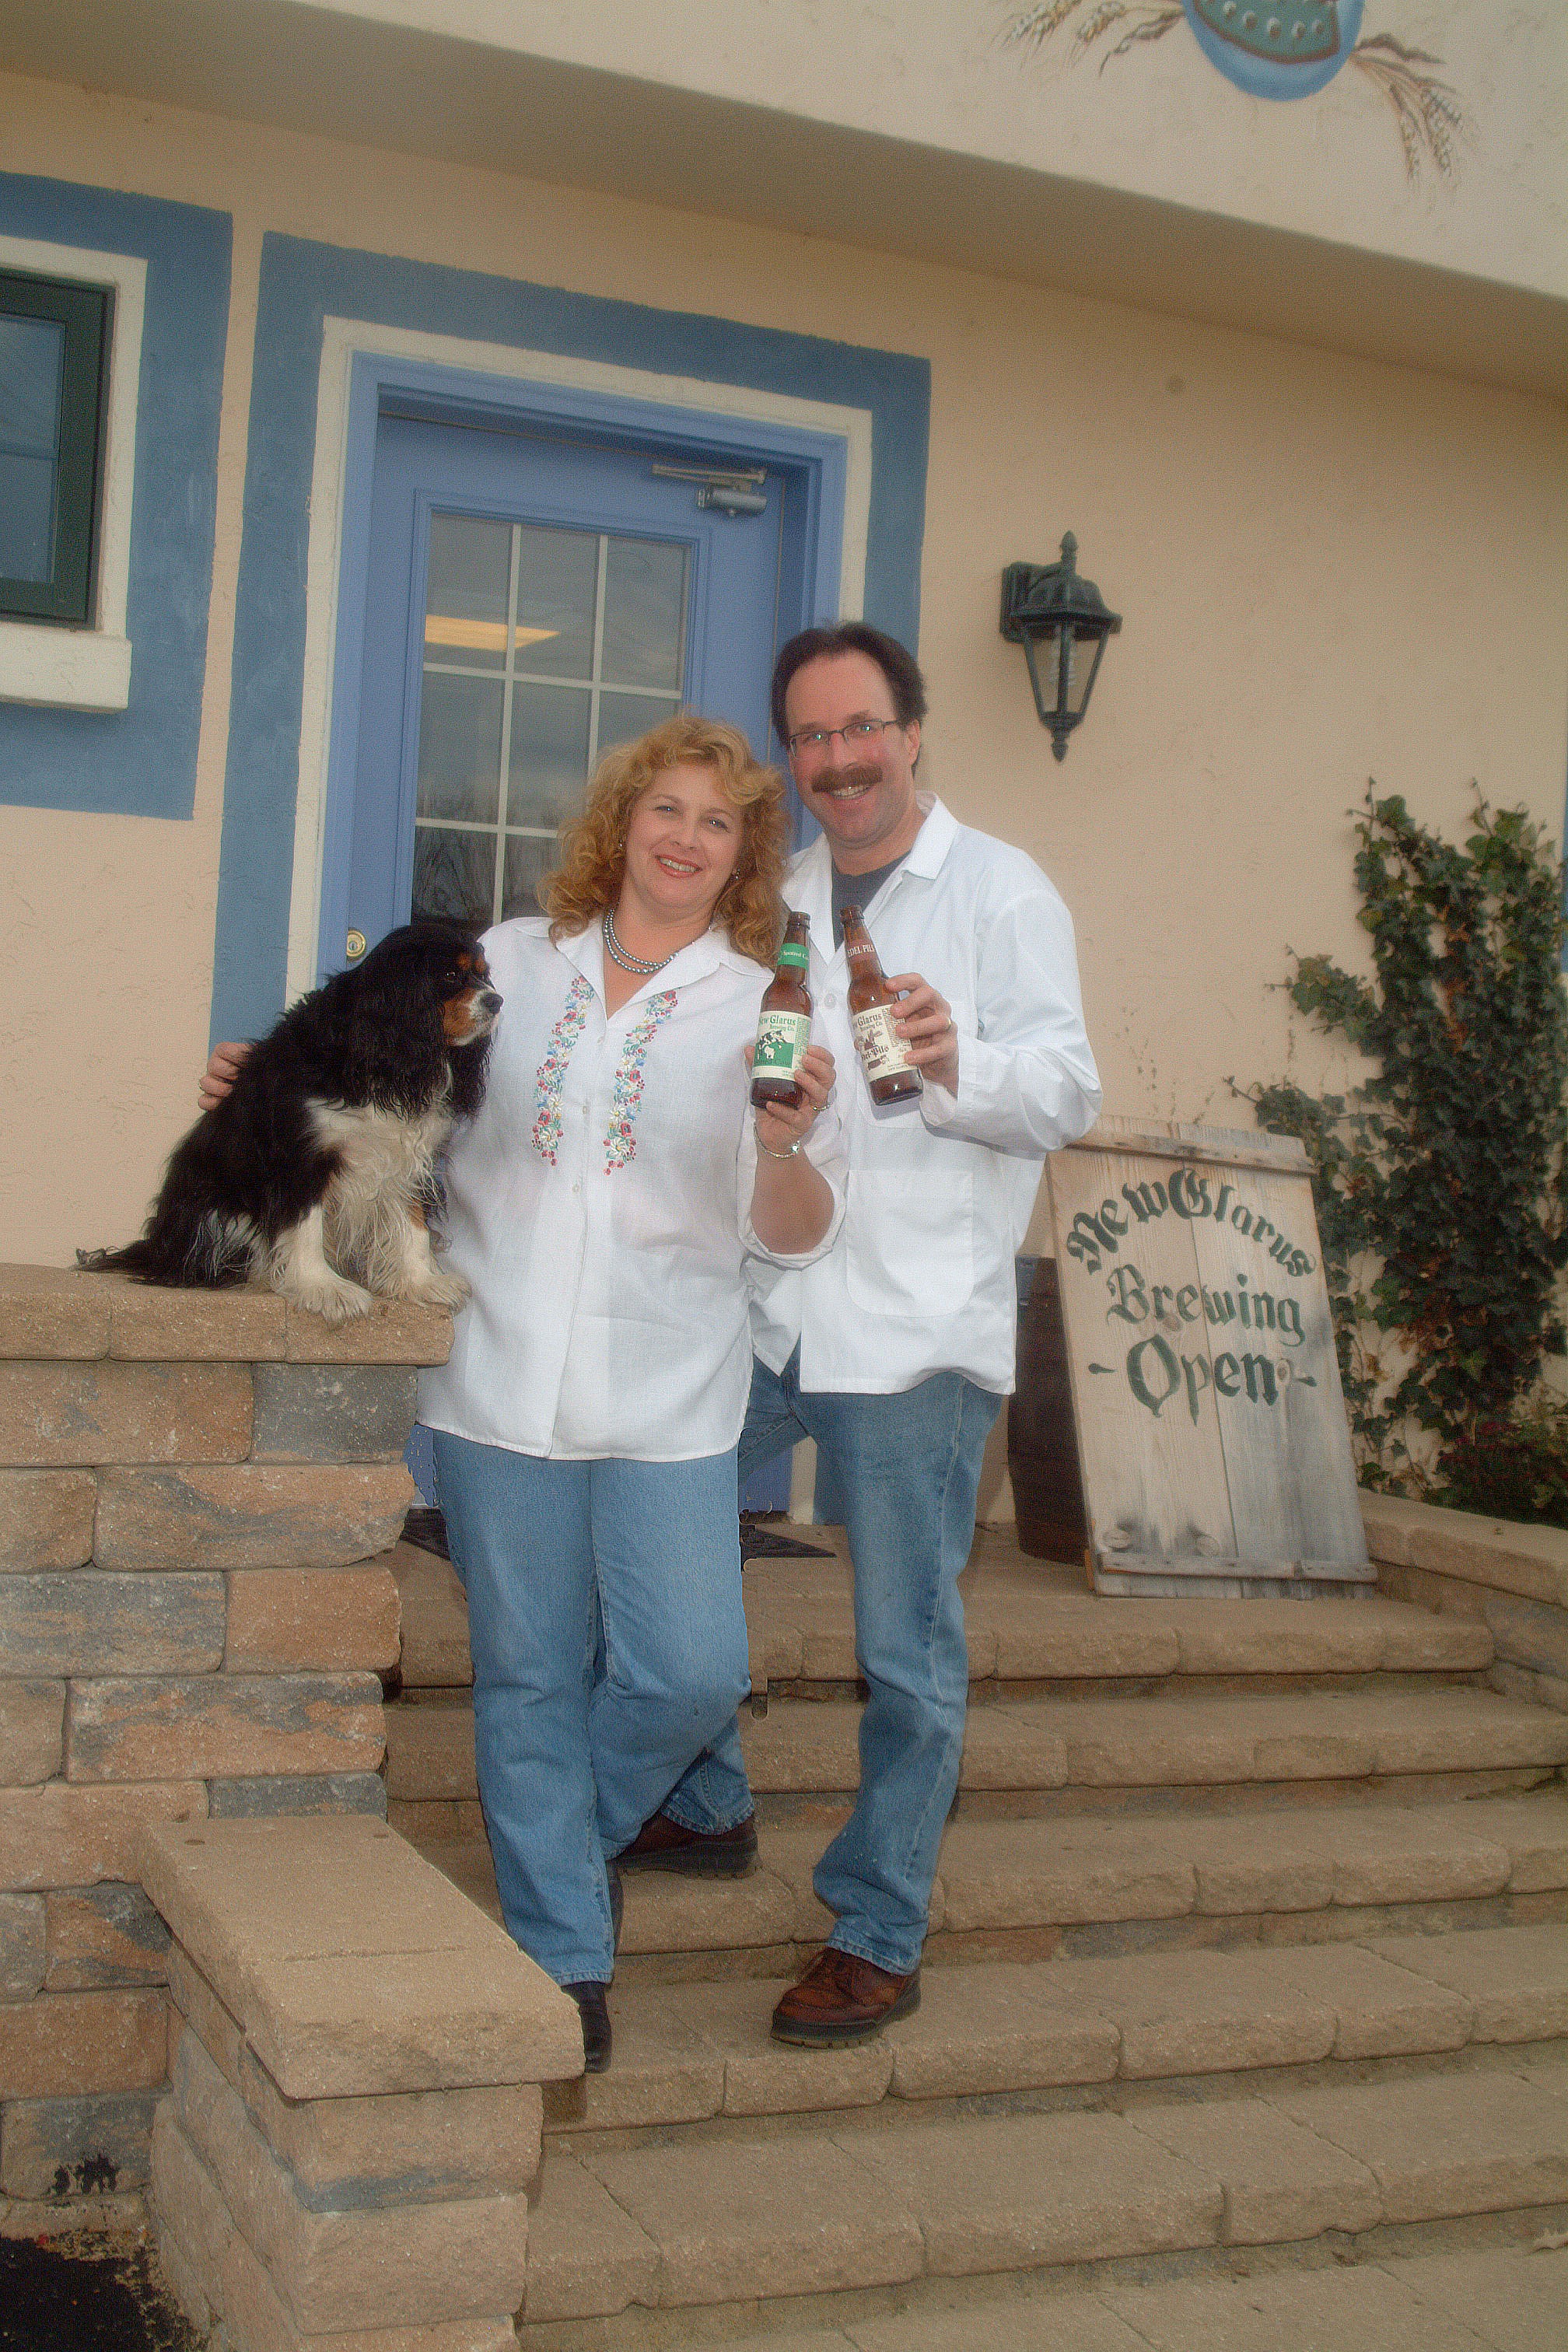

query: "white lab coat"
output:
418 918 845 1460
747 796 1101 1396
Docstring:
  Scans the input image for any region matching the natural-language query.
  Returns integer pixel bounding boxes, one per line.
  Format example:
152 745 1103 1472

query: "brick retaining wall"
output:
0 1264 450 2228
1363 1492 1568 1717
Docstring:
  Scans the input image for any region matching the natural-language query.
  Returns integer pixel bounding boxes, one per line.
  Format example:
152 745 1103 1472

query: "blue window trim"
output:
212 232 929 1044
315 353 854 987
0 173 230 817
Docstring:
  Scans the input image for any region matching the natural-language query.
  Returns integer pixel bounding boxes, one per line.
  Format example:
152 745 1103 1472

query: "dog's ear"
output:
338 935 456 1108
449 1024 493 1119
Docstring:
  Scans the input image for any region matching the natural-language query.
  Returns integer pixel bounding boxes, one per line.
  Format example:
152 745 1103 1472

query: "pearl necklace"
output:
603 906 677 977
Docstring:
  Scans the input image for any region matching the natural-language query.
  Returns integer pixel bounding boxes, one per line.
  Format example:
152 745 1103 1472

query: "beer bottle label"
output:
778 939 809 971
852 1003 916 1081
754 1009 811 1076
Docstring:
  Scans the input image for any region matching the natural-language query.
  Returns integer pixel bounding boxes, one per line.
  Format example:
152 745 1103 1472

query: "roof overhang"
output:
3 0 1563 401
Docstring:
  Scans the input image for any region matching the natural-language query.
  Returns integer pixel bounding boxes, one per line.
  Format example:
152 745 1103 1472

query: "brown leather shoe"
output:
770 1947 920 2046
617 1810 758 1878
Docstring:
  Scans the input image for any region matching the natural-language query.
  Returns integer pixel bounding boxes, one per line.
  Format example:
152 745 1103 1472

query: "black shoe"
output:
618 1809 758 1878
563 1981 611 2072
606 1857 624 1955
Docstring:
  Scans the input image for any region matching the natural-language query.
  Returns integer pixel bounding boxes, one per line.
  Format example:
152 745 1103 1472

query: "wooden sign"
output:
1044 1115 1371 1595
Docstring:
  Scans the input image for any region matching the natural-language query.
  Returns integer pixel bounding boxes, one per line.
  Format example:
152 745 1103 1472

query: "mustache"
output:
807 761 880 796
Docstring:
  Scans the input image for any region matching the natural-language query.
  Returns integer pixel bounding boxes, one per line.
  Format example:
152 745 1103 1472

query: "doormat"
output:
401 1507 450 1560
740 1513 835 1561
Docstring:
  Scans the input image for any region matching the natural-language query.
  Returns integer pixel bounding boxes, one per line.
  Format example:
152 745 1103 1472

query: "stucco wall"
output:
316 0 1562 297
2 65 1565 1272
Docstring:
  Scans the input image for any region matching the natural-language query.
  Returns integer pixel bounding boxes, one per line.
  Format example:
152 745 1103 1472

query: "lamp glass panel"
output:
1064 629 1098 717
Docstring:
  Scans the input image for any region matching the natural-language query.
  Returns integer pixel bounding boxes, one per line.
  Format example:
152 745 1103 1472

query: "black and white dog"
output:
81 920 501 1324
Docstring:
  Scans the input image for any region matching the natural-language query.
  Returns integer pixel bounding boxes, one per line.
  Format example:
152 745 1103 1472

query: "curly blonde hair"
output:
541 714 787 968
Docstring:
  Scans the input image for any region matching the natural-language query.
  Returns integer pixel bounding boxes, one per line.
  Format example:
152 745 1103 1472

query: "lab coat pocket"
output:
844 1170 975 1317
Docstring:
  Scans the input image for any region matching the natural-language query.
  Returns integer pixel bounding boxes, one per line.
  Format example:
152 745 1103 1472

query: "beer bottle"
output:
750 912 813 1109
842 906 923 1104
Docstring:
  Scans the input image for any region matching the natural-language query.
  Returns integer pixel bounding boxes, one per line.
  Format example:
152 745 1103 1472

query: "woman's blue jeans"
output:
667 1350 1002 1977
431 1431 751 1987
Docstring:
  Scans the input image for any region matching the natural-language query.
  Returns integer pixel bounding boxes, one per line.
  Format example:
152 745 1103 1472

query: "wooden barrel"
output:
1008 1257 1090 1566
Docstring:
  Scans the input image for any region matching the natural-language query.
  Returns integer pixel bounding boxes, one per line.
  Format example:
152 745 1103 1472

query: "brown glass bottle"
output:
750 912 813 1109
842 905 923 1104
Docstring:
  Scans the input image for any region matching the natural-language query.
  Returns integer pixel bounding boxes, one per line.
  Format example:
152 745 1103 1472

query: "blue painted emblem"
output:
1181 0 1364 98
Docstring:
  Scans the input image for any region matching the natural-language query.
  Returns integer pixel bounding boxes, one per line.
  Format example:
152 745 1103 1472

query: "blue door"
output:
340 409 799 1509
338 414 792 956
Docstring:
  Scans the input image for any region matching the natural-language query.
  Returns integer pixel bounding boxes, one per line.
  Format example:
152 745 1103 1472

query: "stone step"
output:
389 1536 1495 1694
518 2060 1568 2329
541 2241 1568 2352
533 1924 1568 2141
384 1683 1568 1819
410 1790 1568 1977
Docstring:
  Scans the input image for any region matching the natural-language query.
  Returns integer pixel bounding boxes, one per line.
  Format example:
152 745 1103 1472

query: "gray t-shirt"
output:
831 854 908 947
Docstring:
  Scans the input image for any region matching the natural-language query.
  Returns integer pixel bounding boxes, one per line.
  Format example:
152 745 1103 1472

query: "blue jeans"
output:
669 1351 1002 1976
432 1432 751 1987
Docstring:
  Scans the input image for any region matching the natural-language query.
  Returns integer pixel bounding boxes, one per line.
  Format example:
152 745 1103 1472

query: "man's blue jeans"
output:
432 1432 751 1987
668 1351 1002 1977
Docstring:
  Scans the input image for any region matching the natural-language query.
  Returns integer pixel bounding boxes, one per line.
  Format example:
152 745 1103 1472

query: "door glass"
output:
423 513 509 670
413 514 690 927
602 537 687 690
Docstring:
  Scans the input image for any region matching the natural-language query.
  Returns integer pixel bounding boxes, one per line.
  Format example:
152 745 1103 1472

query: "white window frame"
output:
0 233 145 712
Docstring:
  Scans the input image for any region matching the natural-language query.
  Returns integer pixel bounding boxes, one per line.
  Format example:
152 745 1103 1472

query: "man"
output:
621 621 1102 2046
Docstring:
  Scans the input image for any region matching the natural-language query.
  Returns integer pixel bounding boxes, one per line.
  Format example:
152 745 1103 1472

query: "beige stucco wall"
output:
2 66 1566 1288
312 0 1563 296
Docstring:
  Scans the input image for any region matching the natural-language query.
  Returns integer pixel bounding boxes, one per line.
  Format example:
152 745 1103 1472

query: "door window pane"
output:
415 674 503 825
502 833 556 922
508 683 592 829
413 826 495 928
513 524 597 678
602 536 688 689
598 690 679 758
424 513 509 668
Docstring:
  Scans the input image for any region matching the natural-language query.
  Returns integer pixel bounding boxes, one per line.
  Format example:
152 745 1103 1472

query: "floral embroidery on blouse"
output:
530 974 593 1164
604 989 679 1171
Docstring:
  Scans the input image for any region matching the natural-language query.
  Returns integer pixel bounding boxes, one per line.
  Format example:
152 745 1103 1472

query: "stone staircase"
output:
386 1528 1568 2347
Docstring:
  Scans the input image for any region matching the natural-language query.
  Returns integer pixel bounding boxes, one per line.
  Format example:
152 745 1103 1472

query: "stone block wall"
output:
1363 1492 1568 1715
0 1264 451 2231
142 1816 580 2352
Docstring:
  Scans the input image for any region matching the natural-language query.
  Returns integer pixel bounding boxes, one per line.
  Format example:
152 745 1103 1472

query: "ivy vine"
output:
1237 788 1568 1514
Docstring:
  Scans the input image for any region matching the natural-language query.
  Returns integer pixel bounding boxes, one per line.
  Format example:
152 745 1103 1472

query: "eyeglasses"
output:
786 716 904 759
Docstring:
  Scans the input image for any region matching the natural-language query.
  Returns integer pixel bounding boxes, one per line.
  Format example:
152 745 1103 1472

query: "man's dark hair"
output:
770 622 928 746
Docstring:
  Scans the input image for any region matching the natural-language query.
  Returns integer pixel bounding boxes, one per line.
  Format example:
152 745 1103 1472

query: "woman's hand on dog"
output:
198 1041 251 1112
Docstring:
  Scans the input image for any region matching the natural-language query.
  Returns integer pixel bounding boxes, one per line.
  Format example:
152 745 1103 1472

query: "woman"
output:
417 716 838 2070
201 716 838 2070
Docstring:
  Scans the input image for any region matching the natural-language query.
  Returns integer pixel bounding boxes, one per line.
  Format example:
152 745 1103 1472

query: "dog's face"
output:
439 942 503 1049
359 920 502 1051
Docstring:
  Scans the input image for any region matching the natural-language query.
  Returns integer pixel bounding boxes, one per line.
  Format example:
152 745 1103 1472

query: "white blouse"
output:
418 917 845 1462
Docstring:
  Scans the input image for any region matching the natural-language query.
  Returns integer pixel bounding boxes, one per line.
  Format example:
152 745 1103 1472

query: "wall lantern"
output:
999 534 1122 761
